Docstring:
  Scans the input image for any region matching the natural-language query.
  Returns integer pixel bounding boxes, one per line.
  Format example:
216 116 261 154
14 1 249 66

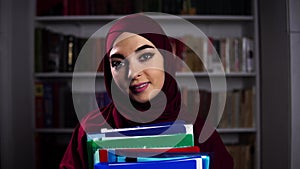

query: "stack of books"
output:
86 121 210 169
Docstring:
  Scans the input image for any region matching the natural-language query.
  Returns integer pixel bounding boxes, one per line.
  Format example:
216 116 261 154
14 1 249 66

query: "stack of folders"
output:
86 121 210 169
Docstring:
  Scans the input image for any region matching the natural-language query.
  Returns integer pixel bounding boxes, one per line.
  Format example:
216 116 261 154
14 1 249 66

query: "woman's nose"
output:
127 62 142 80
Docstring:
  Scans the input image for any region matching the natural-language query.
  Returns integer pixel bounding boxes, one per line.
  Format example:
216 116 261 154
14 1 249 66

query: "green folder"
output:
94 133 194 149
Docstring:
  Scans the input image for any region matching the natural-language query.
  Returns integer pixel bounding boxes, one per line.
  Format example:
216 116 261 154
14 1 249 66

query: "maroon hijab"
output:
101 13 183 128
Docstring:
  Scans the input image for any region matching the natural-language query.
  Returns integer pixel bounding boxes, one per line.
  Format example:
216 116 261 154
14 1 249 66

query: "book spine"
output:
35 82 44 128
34 28 43 72
43 83 54 127
52 82 60 128
66 35 75 72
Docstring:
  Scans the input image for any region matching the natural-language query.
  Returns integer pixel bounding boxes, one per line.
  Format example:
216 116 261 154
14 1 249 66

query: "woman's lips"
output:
130 82 149 93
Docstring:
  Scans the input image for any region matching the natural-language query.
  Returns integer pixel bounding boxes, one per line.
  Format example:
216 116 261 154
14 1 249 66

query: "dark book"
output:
109 0 133 14
62 35 78 72
47 31 65 72
133 0 144 13
43 83 54 128
67 35 76 72
63 87 78 128
66 0 88 15
34 27 44 72
36 0 64 16
92 0 109 15
145 0 162 12
41 29 50 72
35 82 44 128
196 0 206 14
59 34 68 72
52 82 61 128
230 0 252 15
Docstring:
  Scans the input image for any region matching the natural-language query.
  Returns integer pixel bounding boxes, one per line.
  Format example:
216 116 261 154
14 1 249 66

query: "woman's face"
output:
109 32 165 103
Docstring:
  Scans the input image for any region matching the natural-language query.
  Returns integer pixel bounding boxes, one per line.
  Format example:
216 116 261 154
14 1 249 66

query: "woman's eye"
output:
111 60 125 70
139 53 154 62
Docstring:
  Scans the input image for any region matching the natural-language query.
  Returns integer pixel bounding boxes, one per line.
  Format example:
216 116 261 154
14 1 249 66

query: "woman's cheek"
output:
115 77 128 94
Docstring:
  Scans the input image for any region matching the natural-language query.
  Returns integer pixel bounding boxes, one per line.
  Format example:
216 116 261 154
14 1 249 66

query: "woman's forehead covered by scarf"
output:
105 13 172 53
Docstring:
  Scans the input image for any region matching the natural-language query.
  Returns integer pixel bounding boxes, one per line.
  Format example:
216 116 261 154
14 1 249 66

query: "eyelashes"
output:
111 60 126 71
111 52 155 71
138 52 154 62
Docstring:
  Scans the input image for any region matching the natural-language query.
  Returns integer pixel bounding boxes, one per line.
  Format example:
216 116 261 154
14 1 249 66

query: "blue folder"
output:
94 156 210 169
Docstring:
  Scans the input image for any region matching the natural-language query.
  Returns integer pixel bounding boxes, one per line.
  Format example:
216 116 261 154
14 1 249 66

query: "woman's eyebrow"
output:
109 53 124 60
135 45 154 52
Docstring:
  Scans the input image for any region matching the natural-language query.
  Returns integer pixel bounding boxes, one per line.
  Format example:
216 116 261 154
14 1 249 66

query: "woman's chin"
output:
130 92 158 103
130 96 150 104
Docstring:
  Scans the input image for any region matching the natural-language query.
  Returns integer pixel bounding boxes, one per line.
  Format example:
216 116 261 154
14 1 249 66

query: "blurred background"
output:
0 0 299 169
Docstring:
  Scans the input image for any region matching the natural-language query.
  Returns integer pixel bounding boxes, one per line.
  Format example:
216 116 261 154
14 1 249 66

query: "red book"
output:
98 146 200 162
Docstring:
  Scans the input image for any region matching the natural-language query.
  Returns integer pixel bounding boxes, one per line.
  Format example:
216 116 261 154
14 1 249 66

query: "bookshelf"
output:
33 0 260 169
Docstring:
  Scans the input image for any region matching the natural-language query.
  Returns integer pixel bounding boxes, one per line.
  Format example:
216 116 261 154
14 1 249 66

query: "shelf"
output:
35 72 104 78
35 72 255 91
35 72 256 79
217 128 256 134
177 72 256 77
35 15 254 23
35 128 75 134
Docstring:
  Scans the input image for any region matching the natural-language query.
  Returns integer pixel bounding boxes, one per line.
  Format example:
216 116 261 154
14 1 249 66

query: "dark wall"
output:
0 0 35 168
259 0 291 168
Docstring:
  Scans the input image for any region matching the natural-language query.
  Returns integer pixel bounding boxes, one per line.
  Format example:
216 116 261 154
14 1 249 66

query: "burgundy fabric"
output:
60 13 233 169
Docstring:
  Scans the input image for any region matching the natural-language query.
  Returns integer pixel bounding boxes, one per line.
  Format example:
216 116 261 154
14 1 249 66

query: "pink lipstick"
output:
130 82 149 93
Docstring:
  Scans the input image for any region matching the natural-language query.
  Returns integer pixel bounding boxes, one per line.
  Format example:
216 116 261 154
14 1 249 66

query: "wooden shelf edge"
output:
217 128 256 133
35 15 254 22
35 128 75 133
34 72 256 78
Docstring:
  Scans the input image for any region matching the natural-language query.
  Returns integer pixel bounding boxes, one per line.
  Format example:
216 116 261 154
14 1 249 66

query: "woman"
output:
60 13 233 169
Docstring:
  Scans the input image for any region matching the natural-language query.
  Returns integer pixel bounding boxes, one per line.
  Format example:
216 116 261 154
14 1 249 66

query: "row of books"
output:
35 28 254 73
35 79 254 129
219 88 255 128
87 121 210 169
35 28 87 73
35 27 105 73
174 35 254 73
35 81 110 128
36 0 252 16
183 88 255 129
